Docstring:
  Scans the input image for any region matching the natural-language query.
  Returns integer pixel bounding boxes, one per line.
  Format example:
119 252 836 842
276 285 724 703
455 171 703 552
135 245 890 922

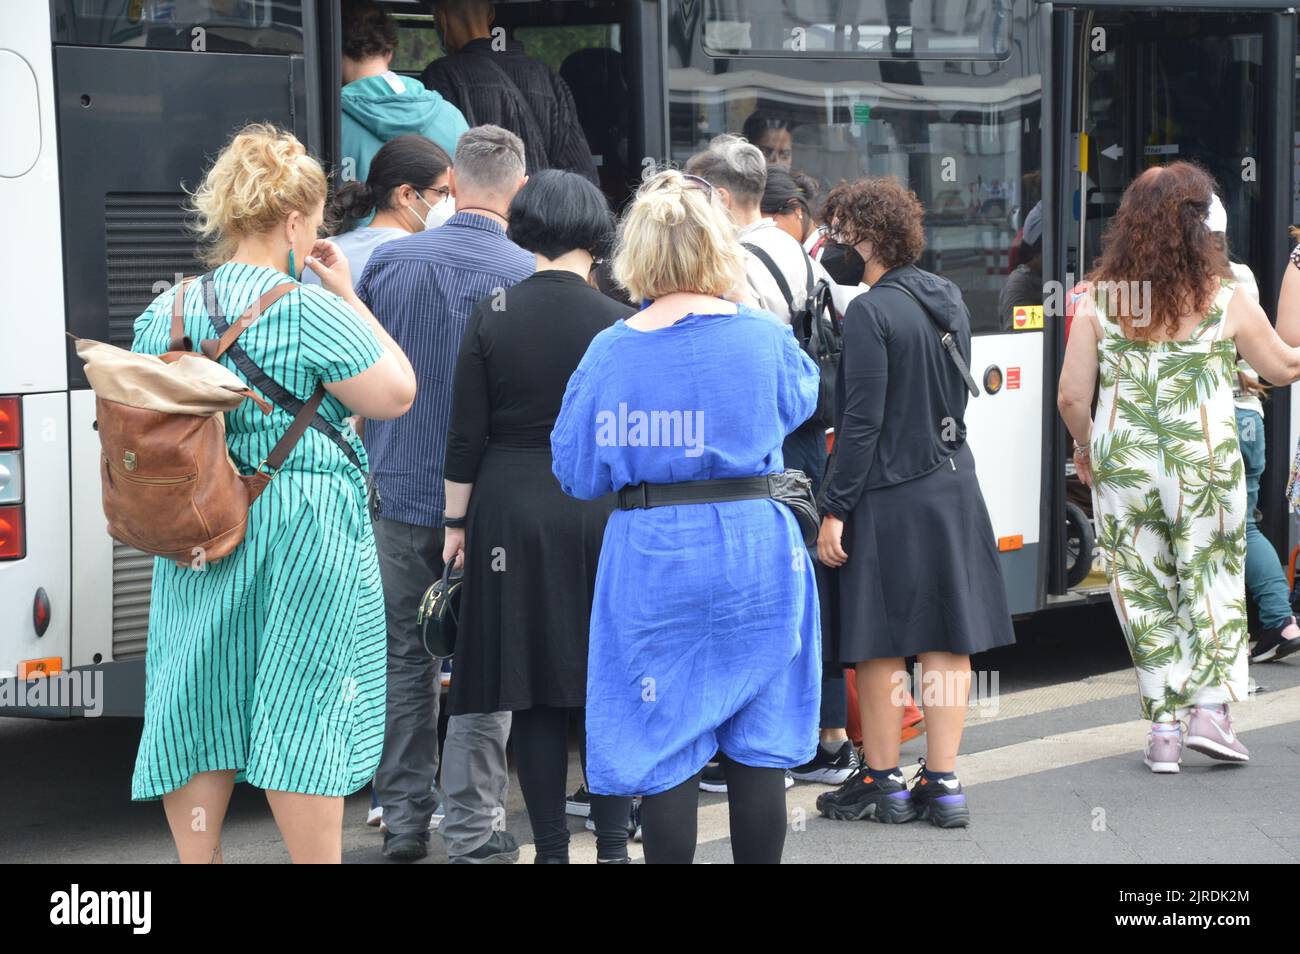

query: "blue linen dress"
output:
551 305 823 796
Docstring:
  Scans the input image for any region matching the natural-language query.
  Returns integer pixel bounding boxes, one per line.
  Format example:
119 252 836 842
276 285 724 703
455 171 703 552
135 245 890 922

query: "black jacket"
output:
422 38 598 184
820 264 973 519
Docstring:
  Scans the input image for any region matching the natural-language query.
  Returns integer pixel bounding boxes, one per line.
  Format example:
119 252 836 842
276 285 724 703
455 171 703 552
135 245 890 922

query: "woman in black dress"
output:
442 170 635 863
813 178 1015 829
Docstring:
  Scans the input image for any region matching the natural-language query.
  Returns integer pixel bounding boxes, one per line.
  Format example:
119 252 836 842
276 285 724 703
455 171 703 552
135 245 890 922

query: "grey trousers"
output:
439 710 512 857
372 516 444 835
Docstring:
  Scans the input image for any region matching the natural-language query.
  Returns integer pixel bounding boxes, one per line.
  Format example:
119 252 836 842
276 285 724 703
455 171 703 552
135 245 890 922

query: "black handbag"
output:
416 558 463 659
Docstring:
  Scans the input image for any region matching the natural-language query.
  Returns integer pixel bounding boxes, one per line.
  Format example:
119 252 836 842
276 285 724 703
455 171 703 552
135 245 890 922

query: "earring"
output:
288 248 296 279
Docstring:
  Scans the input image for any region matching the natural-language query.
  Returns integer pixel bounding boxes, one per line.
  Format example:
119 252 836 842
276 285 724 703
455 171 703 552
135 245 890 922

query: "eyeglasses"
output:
681 174 716 199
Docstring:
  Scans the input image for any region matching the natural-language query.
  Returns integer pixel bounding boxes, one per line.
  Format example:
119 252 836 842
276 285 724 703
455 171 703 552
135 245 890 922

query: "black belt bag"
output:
616 469 820 546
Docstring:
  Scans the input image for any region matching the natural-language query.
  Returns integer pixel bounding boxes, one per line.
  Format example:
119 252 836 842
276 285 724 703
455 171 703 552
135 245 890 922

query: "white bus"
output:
2 0 1297 717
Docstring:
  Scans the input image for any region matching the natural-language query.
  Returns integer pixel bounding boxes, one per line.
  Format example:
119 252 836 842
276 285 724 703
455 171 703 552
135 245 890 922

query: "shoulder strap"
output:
874 281 980 398
200 283 297 361
170 277 199 351
200 274 365 474
743 243 796 312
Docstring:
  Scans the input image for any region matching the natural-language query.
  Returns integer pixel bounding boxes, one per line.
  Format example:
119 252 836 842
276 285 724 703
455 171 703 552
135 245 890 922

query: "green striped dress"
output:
129 262 386 800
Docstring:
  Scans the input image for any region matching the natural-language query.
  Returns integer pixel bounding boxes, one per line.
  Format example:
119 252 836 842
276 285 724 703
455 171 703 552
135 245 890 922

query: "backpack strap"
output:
199 283 298 361
874 280 980 398
199 274 366 475
170 277 199 352
743 242 796 314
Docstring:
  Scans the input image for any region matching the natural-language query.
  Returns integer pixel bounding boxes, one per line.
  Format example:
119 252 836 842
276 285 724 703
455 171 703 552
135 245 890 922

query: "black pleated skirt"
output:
446 445 612 715
824 442 1016 663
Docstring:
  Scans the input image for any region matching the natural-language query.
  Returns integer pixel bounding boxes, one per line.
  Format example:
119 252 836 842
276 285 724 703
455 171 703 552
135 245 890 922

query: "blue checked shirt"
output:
357 212 534 527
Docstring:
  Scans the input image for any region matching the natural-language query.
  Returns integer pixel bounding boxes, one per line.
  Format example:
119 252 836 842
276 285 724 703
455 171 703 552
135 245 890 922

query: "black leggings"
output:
511 705 631 862
640 754 787 864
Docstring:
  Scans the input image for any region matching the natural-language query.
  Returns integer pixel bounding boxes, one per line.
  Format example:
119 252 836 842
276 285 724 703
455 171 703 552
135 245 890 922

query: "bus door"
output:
1047 3 1296 594
666 0 1049 614
379 0 666 208
48 0 320 709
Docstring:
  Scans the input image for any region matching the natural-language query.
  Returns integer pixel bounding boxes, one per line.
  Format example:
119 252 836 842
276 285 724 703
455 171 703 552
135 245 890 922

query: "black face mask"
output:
821 241 866 286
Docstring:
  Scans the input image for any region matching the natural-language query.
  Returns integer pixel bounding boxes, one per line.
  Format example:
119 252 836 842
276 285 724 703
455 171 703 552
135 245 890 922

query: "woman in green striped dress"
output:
129 125 416 862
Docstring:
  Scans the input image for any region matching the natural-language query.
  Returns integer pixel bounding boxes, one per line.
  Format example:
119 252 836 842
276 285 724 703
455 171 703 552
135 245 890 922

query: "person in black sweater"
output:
813 178 1015 830
442 170 634 863
422 0 598 184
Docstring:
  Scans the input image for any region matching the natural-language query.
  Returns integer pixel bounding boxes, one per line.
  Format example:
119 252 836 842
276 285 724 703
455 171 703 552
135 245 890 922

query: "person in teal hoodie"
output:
340 0 468 188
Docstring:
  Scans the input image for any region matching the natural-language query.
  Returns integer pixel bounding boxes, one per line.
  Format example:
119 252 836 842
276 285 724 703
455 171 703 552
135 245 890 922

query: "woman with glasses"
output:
305 134 453 291
552 169 822 863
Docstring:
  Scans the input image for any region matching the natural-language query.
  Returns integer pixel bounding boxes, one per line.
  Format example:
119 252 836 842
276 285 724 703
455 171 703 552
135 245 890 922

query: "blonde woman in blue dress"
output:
129 125 416 862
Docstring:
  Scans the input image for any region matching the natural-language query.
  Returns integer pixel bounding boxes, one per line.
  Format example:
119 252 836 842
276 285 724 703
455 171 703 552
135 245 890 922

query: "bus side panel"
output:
0 394 71 679
965 332 1045 615
0 1 68 395
69 390 117 669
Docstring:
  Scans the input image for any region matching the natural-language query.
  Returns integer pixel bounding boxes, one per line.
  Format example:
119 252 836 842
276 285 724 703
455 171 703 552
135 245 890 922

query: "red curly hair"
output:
1088 161 1231 338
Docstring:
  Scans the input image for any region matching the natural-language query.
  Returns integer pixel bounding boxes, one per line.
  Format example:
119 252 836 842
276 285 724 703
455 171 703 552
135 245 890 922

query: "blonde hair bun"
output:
189 123 327 267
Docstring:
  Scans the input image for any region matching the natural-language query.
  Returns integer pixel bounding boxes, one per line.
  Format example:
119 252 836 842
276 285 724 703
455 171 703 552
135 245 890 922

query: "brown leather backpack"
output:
76 276 329 567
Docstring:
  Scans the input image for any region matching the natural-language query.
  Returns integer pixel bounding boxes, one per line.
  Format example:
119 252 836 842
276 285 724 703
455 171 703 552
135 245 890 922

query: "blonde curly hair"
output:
613 169 747 302
189 123 328 267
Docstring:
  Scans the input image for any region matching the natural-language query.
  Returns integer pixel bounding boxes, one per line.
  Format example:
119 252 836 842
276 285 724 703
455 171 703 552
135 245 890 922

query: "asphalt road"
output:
3 602 1298 864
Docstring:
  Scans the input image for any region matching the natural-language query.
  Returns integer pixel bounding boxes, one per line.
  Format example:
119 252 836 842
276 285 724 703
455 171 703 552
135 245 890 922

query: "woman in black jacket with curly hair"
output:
813 177 1014 830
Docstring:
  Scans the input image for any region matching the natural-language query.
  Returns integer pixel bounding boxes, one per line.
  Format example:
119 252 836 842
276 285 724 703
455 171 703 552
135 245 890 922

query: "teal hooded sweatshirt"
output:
340 72 469 186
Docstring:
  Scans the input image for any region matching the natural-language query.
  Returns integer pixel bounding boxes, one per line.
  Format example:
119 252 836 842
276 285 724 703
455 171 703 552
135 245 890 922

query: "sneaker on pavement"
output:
791 740 860 784
448 831 520 865
566 784 592 817
382 830 430 862
367 805 384 827
1250 617 1300 663
699 762 727 793
1143 724 1183 773
1185 705 1249 762
784 770 794 790
909 764 971 828
816 767 916 823
430 800 445 831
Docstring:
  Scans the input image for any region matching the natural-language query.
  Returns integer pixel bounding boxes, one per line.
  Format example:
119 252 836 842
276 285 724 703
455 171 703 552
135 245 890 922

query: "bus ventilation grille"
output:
104 192 204 349
111 541 153 661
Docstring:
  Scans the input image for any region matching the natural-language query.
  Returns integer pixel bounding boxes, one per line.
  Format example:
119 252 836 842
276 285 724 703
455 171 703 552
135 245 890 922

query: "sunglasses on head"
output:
681 174 716 199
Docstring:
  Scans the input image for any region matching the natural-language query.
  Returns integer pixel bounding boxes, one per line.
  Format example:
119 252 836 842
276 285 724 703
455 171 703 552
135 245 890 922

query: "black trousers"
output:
511 705 631 862
640 755 787 864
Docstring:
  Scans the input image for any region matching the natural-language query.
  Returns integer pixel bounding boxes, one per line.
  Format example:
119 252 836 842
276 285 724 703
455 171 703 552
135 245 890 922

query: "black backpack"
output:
743 242 842 428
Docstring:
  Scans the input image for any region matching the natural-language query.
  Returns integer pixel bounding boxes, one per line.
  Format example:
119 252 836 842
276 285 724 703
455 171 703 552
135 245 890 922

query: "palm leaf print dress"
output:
1090 281 1248 723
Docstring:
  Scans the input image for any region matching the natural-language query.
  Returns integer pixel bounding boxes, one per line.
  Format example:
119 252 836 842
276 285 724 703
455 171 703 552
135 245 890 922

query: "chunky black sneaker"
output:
1250 617 1300 663
815 767 916 823
382 830 430 862
449 831 520 864
909 764 971 829
791 740 860 784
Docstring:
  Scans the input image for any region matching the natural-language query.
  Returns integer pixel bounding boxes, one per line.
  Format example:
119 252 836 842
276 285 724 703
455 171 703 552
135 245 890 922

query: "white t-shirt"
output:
738 218 832 322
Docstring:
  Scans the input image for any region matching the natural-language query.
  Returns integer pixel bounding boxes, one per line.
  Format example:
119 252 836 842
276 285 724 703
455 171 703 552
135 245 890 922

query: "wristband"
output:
443 515 467 529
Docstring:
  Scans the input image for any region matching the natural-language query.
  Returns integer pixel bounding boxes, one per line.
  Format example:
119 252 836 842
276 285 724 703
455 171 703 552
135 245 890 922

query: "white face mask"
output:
408 190 454 231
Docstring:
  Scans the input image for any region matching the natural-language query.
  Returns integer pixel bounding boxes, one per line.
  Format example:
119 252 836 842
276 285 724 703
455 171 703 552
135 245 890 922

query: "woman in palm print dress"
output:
1059 162 1300 774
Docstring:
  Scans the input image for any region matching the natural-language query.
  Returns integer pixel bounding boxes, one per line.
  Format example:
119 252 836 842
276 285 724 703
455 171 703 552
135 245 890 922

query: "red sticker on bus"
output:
1006 367 1021 389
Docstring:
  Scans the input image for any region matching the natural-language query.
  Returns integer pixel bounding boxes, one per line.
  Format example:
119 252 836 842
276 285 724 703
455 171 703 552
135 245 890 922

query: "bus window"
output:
670 74 1038 334
51 0 304 55
701 0 1012 59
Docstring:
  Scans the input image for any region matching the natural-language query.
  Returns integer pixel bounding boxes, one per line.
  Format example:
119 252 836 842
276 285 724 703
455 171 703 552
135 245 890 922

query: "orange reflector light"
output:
0 504 25 560
18 657 61 679
0 396 20 450
998 535 1023 552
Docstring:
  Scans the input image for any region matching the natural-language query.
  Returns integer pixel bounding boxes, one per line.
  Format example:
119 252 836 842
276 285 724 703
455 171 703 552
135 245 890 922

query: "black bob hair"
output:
507 169 616 260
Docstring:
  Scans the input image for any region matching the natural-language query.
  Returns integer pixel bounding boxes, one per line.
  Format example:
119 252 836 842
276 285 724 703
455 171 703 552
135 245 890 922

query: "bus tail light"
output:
0 396 20 450
0 504 26 560
33 588 51 637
